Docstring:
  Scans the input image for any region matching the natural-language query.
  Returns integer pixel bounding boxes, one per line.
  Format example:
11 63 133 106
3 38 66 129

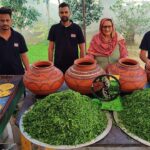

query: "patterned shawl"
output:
87 18 126 57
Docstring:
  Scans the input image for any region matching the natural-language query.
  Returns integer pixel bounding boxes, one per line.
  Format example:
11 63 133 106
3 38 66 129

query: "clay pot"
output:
23 61 64 95
65 58 105 94
106 58 147 92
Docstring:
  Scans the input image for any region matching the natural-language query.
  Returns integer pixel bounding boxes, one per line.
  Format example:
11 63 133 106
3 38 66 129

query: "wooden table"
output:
0 75 24 135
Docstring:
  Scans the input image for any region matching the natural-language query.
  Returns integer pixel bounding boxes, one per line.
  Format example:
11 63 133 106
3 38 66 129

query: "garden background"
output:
1 0 150 67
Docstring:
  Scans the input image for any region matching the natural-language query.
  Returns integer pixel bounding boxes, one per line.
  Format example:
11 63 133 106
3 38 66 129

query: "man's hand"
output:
146 59 150 71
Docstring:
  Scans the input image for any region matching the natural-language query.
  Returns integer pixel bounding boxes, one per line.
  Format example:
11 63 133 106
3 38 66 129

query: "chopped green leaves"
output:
118 89 150 142
23 90 107 145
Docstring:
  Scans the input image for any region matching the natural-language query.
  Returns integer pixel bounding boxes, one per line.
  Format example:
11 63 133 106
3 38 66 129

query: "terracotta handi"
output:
106 58 147 92
23 61 64 95
65 58 105 94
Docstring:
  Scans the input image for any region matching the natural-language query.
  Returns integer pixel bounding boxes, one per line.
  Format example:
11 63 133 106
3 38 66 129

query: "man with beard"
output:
139 31 150 71
0 7 29 75
48 2 85 73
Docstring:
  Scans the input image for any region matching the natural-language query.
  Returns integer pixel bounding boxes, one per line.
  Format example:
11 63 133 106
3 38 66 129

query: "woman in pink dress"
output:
86 18 128 69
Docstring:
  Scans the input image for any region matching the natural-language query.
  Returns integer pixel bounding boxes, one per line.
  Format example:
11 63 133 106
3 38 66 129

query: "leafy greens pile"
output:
118 89 150 142
23 90 107 145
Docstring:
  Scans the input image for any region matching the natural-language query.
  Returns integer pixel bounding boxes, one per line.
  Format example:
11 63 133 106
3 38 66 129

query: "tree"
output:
64 0 103 49
64 0 103 27
58 0 60 4
1 0 40 29
110 0 150 44
34 0 59 26
82 0 86 49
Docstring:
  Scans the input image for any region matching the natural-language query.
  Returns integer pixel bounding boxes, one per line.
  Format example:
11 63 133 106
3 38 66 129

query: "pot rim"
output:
74 58 96 67
118 58 139 67
32 61 53 69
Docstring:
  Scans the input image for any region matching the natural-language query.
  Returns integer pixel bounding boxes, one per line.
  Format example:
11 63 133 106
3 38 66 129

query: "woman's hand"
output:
146 59 150 70
84 54 94 60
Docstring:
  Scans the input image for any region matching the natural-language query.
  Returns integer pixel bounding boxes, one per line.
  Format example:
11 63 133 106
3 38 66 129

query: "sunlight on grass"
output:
27 41 48 64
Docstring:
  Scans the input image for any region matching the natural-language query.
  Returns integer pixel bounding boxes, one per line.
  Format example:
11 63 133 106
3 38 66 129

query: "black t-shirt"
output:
48 21 85 73
0 28 28 75
139 31 150 59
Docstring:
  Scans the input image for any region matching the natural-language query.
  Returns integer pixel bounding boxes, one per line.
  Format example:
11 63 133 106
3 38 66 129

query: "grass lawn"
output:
27 41 90 64
27 41 144 67
27 41 49 64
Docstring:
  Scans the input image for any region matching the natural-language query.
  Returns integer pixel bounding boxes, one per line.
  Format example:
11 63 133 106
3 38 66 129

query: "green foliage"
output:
30 21 50 41
63 0 103 26
110 0 150 44
23 90 107 145
1 0 40 29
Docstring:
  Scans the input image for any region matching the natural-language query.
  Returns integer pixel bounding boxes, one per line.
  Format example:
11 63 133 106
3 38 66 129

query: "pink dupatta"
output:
87 18 128 58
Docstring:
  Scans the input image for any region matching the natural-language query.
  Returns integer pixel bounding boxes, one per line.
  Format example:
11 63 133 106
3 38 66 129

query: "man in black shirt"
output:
139 31 150 70
48 2 85 73
0 7 29 75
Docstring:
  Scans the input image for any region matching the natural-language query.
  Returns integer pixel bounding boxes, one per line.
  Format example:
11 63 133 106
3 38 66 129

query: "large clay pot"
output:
106 58 147 92
65 58 105 94
23 61 64 95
